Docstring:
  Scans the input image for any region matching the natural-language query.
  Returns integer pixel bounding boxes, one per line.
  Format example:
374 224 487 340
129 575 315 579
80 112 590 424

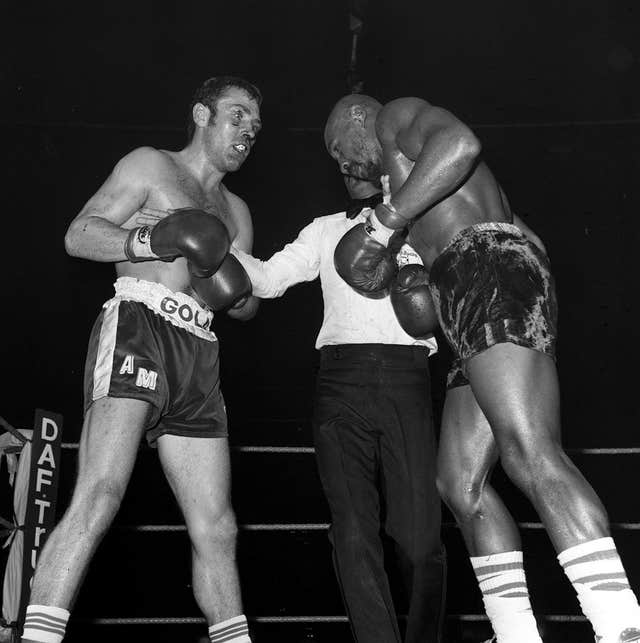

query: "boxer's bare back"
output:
375 98 511 267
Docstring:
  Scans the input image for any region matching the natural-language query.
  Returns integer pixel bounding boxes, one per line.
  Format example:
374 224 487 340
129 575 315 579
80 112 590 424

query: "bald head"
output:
324 94 382 146
324 94 384 183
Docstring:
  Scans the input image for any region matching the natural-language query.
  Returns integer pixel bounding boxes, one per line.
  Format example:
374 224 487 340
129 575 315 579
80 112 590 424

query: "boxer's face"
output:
343 175 380 199
326 120 382 183
199 87 262 172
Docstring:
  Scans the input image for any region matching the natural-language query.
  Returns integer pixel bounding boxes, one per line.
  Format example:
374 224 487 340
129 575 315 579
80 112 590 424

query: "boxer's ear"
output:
349 104 367 126
192 103 211 129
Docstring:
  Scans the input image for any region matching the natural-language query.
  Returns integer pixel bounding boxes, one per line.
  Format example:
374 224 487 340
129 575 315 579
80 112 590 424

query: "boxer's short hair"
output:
187 76 262 140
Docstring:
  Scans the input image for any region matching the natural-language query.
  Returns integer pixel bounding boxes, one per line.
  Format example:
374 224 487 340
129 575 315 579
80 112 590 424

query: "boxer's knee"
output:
499 431 566 496
189 504 238 556
68 477 126 537
437 467 486 522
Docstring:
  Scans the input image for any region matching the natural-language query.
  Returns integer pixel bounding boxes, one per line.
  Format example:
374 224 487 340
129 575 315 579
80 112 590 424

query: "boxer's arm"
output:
378 98 481 222
230 219 322 298
222 190 259 320
64 147 160 261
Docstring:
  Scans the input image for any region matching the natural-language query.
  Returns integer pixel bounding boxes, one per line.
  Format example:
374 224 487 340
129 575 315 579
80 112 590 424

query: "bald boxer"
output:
330 94 640 643
22 76 260 643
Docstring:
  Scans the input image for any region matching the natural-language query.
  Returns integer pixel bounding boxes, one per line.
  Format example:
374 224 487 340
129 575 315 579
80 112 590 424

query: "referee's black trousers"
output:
312 344 446 643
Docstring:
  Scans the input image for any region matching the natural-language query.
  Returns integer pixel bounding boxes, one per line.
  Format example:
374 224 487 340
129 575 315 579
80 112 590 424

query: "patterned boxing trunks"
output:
83 277 228 444
428 222 558 389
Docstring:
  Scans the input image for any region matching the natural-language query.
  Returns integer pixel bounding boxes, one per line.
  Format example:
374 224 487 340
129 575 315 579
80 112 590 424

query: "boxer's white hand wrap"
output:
124 225 158 262
365 210 395 247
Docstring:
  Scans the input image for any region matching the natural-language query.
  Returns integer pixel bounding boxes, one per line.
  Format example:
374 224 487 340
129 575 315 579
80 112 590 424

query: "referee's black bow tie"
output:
345 192 384 219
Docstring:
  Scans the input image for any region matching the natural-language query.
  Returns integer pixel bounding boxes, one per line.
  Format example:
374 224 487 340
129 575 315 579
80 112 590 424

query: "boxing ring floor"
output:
8 416 635 643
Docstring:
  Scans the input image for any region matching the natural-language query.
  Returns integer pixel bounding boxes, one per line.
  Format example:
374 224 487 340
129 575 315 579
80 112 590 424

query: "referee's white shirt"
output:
231 210 438 354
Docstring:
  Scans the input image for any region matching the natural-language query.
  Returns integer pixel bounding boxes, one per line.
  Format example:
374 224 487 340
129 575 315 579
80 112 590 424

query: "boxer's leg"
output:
468 343 640 642
157 434 249 642
23 397 150 642
436 383 518 556
467 344 605 550
437 383 541 643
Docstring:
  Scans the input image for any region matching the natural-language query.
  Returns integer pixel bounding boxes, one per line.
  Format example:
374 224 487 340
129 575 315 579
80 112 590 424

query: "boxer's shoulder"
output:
377 97 432 140
119 146 169 167
113 146 175 184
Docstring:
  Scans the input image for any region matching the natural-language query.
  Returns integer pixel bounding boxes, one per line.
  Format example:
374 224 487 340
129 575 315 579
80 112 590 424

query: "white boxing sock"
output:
470 550 542 643
558 537 640 640
208 614 251 643
22 605 70 643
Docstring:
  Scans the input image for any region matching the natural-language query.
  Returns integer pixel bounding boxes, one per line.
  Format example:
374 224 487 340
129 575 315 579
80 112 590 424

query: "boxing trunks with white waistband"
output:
83 277 227 444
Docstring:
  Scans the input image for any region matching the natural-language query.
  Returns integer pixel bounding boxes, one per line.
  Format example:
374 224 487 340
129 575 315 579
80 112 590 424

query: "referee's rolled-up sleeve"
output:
230 220 322 298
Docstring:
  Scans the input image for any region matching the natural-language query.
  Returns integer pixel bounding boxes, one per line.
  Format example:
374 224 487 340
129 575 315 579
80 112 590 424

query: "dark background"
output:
2 1 639 641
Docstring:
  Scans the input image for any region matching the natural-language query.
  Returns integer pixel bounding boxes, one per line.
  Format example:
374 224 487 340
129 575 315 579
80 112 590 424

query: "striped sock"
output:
558 537 640 641
470 550 542 643
22 605 70 643
208 615 251 642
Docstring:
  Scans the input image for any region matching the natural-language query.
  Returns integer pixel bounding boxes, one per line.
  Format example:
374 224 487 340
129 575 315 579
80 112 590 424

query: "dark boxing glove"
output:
334 222 399 296
192 254 252 312
390 264 439 338
125 208 230 278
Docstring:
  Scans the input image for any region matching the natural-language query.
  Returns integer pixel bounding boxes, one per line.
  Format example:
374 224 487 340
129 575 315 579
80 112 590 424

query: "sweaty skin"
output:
326 96 514 267
65 87 262 319
326 94 611 558
326 96 546 264
24 85 263 637
377 97 510 266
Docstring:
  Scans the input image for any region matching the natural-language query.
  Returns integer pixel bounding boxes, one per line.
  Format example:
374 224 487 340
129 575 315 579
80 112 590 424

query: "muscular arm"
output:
378 98 481 221
64 147 160 261
223 190 260 320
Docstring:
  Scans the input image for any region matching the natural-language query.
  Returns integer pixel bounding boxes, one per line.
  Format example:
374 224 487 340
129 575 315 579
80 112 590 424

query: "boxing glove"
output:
390 264 439 338
125 208 230 278
192 254 252 312
334 222 399 296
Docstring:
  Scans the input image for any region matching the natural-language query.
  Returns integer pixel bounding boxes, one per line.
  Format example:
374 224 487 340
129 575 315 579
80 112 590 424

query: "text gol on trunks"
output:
160 296 210 329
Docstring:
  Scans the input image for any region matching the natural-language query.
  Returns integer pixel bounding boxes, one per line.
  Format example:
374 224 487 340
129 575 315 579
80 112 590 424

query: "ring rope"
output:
74 613 590 625
60 443 640 455
56 441 640 531
117 521 640 532
22 434 635 630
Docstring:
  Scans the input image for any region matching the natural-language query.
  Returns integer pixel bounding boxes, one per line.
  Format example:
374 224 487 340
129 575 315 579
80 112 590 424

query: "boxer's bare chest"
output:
147 160 239 240
119 159 239 293
383 145 447 263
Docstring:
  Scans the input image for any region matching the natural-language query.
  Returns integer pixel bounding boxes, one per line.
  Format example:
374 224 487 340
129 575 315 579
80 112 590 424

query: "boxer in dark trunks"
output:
22 76 260 643
330 94 640 643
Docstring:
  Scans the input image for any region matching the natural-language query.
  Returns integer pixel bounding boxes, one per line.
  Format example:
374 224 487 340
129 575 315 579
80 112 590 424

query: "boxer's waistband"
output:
438 222 524 257
108 277 216 342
